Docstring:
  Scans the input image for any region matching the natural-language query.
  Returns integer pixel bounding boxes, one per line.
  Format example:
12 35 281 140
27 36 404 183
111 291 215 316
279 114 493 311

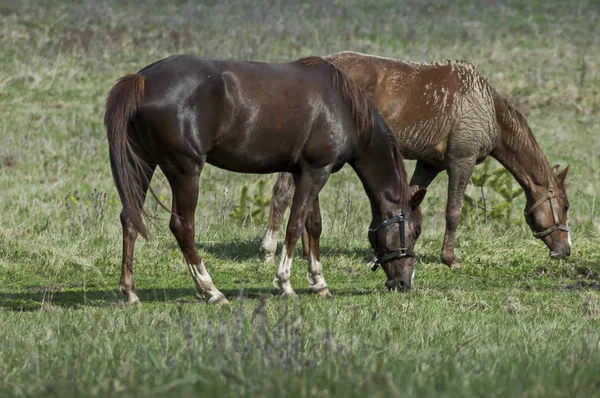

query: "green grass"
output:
1 0 600 396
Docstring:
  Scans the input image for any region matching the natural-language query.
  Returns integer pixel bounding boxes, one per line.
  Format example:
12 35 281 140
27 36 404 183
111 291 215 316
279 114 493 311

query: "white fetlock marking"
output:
307 253 328 292
187 261 226 303
260 229 279 259
126 292 140 305
274 249 296 296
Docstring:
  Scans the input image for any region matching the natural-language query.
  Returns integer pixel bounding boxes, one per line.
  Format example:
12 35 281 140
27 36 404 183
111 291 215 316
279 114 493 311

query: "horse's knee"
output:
306 215 322 237
120 211 138 237
445 208 462 231
170 217 195 246
285 222 305 243
272 174 294 206
169 216 186 237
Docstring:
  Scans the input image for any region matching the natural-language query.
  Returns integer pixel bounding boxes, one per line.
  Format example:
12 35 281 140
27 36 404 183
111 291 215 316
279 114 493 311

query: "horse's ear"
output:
558 164 570 184
410 188 427 210
552 164 560 174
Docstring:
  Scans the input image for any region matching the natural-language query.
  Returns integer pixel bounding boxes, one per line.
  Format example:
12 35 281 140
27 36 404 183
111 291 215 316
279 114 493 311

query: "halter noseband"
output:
524 186 569 239
368 212 413 271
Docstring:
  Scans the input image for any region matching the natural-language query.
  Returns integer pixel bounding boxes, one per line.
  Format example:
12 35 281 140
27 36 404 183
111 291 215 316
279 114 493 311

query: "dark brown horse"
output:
105 55 426 305
260 51 571 268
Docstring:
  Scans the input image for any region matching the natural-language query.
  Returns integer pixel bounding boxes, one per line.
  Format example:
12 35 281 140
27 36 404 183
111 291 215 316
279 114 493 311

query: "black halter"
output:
368 212 413 271
524 186 569 239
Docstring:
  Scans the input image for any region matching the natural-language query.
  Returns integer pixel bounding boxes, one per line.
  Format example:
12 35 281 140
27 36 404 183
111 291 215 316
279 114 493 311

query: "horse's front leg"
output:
441 157 476 269
273 168 330 297
409 160 440 194
305 198 332 297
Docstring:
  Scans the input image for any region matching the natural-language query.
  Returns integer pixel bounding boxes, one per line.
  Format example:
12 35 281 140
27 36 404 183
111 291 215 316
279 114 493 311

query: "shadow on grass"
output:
177 237 447 265
183 239 375 263
0 285 378 312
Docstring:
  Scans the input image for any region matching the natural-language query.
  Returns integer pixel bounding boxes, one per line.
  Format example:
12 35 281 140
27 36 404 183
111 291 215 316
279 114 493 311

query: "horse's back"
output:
210 59 357 173
132 55 358 174
325 52 498 162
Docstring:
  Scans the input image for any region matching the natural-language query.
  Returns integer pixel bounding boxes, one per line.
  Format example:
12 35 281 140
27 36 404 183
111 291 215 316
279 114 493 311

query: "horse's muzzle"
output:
385 269 414 291
550 242 571 259
385 278 411 291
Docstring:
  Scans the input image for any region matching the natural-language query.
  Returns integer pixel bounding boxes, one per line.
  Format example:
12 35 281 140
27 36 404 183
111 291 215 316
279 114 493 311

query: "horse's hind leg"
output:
259 172 295 263
165 164 228 304
273 168 330 297
305 198 332 298
301 228 310 259
120 164 156 306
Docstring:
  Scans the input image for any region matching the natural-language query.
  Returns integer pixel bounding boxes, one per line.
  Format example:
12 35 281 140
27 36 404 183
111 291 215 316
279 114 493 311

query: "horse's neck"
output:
350 127 408 222
492 101 552 195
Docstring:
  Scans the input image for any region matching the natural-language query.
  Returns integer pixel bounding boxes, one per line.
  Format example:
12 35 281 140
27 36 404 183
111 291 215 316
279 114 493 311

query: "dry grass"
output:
1 0 600 396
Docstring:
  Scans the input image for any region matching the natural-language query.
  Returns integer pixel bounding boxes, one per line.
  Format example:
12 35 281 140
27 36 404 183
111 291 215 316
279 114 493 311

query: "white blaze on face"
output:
411 269 415 286
567 224 572 247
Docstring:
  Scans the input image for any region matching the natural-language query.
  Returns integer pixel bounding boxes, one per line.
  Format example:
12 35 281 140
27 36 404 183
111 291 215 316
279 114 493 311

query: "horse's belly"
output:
206 147 298 174
395 122 450 166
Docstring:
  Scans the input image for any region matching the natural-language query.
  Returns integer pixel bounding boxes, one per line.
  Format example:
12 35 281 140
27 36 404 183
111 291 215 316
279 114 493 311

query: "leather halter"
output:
524 186 569 239
368 213 413 271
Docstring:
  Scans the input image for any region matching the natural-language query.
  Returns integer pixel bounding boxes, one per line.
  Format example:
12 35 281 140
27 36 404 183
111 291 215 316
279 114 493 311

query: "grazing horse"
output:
105 55 426 305
260 51 571 269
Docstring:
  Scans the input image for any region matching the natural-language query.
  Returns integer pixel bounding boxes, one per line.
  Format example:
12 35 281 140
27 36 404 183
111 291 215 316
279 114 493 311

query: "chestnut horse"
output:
260 51 570 268
105 55 426 305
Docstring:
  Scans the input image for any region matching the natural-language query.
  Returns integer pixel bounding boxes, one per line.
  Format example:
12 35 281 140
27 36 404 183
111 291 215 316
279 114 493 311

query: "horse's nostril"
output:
386 279 412 291
398 279 411 291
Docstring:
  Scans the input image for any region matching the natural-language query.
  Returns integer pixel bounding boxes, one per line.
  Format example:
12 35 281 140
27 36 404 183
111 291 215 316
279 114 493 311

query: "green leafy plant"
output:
230 179 271 226
463 159 522 226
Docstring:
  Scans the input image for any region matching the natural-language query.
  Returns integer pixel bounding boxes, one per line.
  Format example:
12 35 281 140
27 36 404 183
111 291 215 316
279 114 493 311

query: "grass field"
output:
1 0 600 396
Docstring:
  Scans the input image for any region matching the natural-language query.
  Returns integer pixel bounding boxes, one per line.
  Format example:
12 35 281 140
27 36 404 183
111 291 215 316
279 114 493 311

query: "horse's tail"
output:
104 73 150 239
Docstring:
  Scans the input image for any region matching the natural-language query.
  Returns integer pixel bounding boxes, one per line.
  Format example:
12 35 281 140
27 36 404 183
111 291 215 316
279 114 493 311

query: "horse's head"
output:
524 164 571 259
369 189 426 291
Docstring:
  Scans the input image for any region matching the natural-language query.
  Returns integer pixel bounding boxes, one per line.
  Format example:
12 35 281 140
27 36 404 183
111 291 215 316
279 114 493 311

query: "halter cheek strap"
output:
368 213 414 271
524 187 569 239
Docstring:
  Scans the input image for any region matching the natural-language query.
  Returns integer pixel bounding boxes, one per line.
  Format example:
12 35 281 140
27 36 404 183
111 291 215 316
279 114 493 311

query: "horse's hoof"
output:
310 283 333 298
125 298 142 307
316 288 333 299
272 277 281 289
260 250 275 264
280 291 297 299
441 253 460 269
208 295 230 305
